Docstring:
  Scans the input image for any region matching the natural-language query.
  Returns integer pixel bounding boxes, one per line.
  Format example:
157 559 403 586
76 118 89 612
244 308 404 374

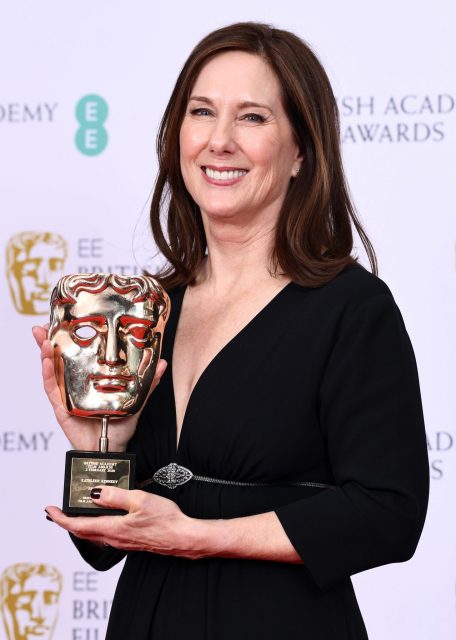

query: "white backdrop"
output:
1 1 454 638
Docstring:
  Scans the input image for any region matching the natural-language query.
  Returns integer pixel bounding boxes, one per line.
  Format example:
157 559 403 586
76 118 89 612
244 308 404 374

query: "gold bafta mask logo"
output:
6 232 68 315
0 563 62 640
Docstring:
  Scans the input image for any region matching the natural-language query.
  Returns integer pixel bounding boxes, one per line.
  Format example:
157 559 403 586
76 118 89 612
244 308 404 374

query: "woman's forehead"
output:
191 51 281 105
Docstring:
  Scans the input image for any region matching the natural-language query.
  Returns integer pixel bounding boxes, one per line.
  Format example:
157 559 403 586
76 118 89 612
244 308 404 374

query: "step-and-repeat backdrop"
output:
1 2 454 638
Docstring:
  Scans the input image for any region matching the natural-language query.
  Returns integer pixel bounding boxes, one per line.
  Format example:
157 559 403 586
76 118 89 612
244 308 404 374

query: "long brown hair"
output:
150 22 377 289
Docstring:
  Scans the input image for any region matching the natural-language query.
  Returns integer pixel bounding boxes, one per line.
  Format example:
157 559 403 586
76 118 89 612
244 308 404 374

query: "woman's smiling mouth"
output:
201 166 249 184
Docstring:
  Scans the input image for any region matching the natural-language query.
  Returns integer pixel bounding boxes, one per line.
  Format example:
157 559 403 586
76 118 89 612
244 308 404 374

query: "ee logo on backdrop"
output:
75 94 109 156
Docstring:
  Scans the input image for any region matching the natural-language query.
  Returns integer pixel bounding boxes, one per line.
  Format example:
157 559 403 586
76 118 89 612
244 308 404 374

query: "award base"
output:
63 450 136 516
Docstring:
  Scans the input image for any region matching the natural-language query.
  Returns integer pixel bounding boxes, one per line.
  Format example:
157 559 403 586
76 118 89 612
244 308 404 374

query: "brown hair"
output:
150 22 377 289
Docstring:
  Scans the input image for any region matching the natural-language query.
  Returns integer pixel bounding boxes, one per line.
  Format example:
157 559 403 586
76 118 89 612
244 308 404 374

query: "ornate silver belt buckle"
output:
153 462 193 489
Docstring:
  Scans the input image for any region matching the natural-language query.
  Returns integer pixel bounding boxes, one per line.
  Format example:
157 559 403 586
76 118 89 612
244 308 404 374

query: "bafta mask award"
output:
49 273 170 516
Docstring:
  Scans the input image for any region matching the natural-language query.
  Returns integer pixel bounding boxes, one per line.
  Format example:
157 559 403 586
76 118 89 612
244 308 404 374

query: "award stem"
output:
99 416 109 453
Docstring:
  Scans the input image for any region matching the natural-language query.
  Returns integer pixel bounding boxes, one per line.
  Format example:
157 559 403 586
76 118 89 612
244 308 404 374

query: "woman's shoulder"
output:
295 262 393 300
288 262 398 319
323 262 393 301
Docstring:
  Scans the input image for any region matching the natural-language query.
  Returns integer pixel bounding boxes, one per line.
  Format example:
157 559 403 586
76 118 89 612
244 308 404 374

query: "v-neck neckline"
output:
169 280 295 455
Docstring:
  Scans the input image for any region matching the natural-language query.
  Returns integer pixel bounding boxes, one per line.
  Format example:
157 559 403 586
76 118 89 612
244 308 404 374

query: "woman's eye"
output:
241 113 266 123
190 108 212 117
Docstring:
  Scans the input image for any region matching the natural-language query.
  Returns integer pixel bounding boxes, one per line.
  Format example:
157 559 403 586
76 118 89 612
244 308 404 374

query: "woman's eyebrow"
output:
238 100 272 111
188 96 272 111
188 95 213 105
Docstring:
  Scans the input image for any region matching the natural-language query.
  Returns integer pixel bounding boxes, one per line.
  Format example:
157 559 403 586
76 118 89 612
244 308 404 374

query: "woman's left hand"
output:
45 488 205 559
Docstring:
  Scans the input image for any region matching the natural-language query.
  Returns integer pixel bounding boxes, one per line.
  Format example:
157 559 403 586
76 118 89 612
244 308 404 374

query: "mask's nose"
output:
98 326 127 366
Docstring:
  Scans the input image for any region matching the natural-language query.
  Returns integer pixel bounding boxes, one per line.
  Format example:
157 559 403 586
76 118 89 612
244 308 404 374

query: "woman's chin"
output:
200 200 261 222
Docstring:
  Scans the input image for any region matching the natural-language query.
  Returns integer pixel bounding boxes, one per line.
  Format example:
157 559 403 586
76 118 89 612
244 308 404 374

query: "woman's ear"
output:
291 152 304 178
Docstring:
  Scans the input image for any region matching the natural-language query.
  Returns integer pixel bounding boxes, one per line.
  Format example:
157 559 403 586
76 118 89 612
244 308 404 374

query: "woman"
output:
33 22 429 639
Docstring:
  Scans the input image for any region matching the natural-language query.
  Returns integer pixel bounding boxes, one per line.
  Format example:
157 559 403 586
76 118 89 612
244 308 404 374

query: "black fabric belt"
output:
136 462 336 491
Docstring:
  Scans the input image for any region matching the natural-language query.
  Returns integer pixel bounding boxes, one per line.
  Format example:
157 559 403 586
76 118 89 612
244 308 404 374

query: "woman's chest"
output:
171 311 333 479
172 285 292 434
141 283 343 479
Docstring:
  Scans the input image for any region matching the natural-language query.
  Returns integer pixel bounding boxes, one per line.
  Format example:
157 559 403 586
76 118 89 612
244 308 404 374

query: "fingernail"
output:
46 515 54 522
91 488 102 499
44 508 50 515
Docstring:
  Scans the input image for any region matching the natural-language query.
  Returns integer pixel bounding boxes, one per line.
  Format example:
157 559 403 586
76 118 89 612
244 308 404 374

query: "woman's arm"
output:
190 510 303 563
46 488 301 562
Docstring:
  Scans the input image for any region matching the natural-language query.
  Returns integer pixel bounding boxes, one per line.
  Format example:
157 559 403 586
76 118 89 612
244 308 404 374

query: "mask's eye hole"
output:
74 325 97 340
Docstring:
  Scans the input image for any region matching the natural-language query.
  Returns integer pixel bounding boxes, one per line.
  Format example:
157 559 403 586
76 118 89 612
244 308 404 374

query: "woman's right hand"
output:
32 325 167 452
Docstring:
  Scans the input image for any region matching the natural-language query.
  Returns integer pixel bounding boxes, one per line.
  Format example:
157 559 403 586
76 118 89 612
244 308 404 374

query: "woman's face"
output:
179 51 302 225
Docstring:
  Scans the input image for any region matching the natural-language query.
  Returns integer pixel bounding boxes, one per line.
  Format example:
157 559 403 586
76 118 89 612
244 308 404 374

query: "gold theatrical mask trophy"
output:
49 274 170 516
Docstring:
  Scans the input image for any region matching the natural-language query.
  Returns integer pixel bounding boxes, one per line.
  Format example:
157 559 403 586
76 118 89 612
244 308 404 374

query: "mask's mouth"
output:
89 374 136 393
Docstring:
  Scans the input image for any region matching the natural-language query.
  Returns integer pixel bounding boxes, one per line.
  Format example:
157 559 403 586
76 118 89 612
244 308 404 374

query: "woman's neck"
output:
195 213 288 296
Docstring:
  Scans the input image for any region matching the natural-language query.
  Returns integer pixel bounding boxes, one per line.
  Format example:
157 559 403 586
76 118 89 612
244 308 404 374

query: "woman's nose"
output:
207 116 237 155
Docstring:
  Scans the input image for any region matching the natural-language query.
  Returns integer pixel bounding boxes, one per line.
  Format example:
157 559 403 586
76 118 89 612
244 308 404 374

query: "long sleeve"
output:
275 292 429 591
70 534 127 571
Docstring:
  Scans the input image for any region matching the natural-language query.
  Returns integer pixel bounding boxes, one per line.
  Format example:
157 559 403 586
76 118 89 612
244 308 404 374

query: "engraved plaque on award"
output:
49 273 170 516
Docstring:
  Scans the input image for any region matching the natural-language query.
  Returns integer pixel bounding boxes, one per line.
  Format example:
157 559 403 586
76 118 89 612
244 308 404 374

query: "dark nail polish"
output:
91 488 102 499
46 515 54 522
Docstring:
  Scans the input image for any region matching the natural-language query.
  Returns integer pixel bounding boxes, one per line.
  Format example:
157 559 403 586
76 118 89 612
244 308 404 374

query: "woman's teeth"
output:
204 167 247 180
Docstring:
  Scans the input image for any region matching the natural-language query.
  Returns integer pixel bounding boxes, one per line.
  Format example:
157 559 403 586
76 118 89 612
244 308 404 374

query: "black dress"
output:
73 263 429 639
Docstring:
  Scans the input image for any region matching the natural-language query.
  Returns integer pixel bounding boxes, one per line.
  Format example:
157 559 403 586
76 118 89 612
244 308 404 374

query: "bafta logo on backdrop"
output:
0 563 62 640
6 232 68 315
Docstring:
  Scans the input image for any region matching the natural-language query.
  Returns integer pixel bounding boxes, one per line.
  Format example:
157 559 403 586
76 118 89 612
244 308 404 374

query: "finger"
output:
36 338 73 428
40 343 63 407
40 343 72 425
90 486 137 512
45 506 80 531
135 358 167 415
45 506 119 538
151 359 167 390
145 359 167 401
32 325 47 348
40 336 54 360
